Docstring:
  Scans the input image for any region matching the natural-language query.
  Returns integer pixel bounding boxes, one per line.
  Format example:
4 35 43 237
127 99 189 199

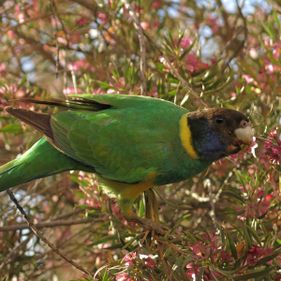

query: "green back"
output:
50 94 209 185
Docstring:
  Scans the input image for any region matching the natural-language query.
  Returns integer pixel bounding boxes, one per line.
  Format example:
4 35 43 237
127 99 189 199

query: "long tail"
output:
0 138 92 191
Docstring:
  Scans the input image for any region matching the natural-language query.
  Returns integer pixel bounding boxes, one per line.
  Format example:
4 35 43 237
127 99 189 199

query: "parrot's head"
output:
187 108 254 161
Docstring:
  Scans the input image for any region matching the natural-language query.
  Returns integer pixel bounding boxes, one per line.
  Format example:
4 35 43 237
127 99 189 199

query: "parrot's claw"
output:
144 189 160 222
125 214 168 235
119 190 167 234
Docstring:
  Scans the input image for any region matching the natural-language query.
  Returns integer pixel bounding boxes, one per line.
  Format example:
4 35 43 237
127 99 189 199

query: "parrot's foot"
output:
144 189 159 222
124 214 167 235
119 191 166 234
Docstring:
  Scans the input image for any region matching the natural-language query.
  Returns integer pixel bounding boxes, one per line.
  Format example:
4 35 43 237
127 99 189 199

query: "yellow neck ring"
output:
179 113 199 159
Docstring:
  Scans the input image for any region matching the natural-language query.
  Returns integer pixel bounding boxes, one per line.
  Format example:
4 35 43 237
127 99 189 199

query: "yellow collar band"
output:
179 113 199 159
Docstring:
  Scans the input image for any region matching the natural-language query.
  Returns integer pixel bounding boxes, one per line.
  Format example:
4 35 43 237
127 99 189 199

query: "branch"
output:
0 217 99 232
122 0 147 95
13 29 56 65
0 239 29 272
143 32 208 108
216 0 230 33
223 0 248 69
161 56 209 107
7 190 93 278
69 0 98 12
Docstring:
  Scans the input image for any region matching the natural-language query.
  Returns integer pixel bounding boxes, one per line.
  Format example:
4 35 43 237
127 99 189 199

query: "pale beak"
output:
234 126 255 144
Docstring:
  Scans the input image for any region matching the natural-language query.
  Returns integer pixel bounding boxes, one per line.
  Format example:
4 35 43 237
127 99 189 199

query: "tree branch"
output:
143 32 208 108
0 217 99 232
69 0 98 12
223 0 248 69
122 0 147 95
7 190 93 278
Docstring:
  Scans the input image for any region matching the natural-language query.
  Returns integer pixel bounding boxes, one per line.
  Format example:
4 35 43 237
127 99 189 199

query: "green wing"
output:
50 94 188 184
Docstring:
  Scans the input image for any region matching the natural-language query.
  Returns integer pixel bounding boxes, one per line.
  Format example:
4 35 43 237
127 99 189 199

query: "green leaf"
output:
90 235 118 247
96 80 111 90
222 187 245 203
102 270 110 281
137 194 146 217
261 22 275 38
233 266 274 280
226 232 238 259
0 123 23 134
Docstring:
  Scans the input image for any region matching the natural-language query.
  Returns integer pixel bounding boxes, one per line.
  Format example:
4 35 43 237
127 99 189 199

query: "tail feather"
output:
0 138 93 191
6 107 53 139
13 97 111 111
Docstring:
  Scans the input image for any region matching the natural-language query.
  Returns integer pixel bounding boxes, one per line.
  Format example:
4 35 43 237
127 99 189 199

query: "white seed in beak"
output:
234 126 255 144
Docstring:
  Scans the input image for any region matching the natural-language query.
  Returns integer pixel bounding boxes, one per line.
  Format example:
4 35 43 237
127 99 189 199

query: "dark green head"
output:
187 108 254 161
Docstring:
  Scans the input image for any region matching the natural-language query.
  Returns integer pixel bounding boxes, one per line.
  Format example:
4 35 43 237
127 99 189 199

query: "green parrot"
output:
0 94 254 218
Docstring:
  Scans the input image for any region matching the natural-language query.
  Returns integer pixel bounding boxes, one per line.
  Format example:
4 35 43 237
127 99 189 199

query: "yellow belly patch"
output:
98 172 156 201
179 113 198 159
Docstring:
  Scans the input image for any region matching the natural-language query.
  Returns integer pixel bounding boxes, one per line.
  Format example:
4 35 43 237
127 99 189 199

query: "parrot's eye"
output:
215 116 224 124
240 120 249 128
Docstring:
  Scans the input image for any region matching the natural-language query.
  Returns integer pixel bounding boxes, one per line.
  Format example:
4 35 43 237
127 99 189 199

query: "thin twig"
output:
50 0 63 78
13 29 56 65
144 32 208 108
0 217 99 232
7 190 93 278
223 0 248 69
69 0 98 12
0 239 29 272
122 0 147 95
161 57 208 107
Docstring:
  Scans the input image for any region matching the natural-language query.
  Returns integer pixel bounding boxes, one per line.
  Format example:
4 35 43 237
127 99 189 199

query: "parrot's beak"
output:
226 123 254 154
234 125 255 145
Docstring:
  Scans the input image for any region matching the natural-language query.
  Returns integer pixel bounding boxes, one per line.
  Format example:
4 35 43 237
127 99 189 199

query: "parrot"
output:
0 94 254 220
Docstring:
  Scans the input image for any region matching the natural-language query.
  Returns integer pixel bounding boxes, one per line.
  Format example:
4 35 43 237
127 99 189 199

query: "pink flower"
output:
272 42 281 59
220 250 232 263
110 201 123 220
0 98 7 107
261 129 281 165
92 88 106 95
7 30 16 40
190 241 206 258
63 87 82 95
185 263 200 279
185 263 221 281
140 21 150 30
249 48 258 59
263 37 272 47
265 63 274 73
115 272 134 281
151 0 162 9
97 12 108 24
112 77 126 90
144 257 156 269
244 187 273 218
0 63 6 74
180 37 192 49
15 4 25 23
185 53 209 73
123 252 137 267
242 74 255 84
75 17 90 26
246 246 273 266
68 59 94 72
147 85 158 97
85 198 101 209
206 16 220 33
